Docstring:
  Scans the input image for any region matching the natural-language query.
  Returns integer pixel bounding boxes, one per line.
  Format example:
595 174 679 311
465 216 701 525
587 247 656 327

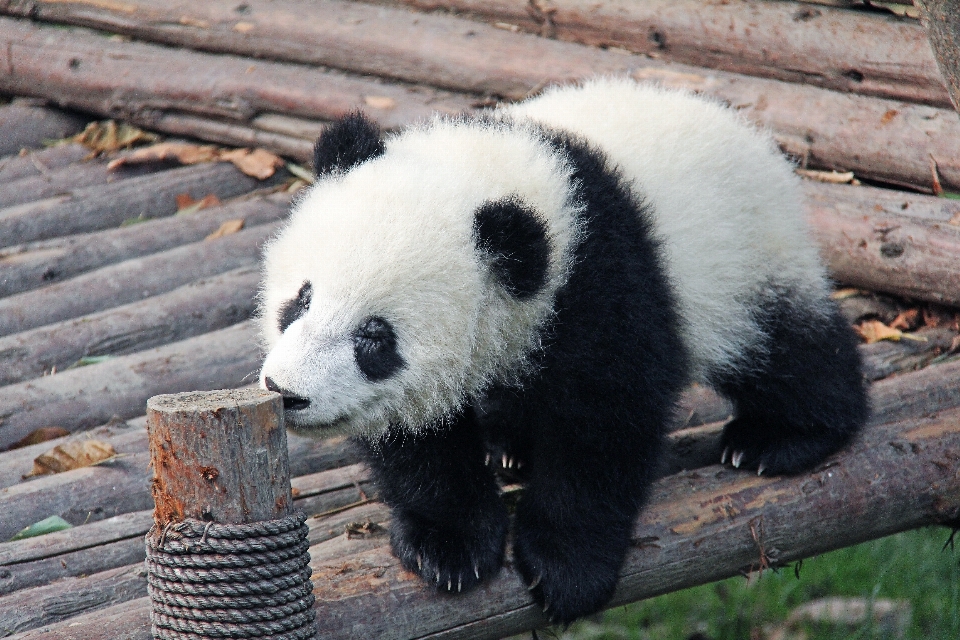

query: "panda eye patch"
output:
277 281 312 333
353 316 405 381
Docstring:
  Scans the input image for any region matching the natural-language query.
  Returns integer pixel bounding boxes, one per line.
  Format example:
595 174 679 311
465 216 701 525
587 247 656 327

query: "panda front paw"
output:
513 525 621 625
720 416 849 476
389 508 508 594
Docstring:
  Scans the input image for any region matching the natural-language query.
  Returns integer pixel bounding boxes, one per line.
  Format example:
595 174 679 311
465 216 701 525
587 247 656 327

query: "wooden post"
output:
146 388 290 526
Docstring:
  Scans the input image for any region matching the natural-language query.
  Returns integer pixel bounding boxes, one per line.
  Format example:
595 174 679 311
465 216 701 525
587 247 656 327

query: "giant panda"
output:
258 78 868 624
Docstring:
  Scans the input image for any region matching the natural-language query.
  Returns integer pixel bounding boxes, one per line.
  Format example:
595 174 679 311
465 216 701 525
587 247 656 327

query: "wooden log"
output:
0 321 260 451
9 404 960 640
0 100 87 156
0 158 168 210
0 221 277 336
391 0 949 107
0 465 373 598
0 191 289 298
916 0 960 113
860 326 959 381
0 161 268 248
0 143 90 183
0 501 388 636
1 0 946 107
805 181 960 306
0 267 260 386
1 8 956 194
0 18 474 132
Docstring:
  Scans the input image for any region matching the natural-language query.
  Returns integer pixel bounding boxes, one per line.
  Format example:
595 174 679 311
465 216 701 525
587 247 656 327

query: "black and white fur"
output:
259 79 868 624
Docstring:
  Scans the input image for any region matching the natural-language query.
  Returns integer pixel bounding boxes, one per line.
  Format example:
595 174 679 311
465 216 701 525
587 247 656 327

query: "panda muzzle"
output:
264 377 311 411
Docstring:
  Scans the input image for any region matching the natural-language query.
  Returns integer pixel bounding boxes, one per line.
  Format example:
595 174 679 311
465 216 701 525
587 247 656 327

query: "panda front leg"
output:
511 409 662 625
356 412 509 594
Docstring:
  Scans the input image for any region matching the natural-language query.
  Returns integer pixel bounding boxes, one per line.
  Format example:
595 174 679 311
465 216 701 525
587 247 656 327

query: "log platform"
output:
0 1 958 638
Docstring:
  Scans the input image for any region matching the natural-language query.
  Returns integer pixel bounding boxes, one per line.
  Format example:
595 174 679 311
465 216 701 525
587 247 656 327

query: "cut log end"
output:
146 388 290 527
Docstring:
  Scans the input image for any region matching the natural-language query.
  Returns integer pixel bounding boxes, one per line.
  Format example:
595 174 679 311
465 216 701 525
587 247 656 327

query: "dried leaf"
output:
10 515 73 541
9 426 70 450
880 109 898 125
930 155 943 197
26 440 118 477
890 308 920 331
175 193 221 215
108 142 220 169
830 288 866 301
205 219 245 241
72 120 158 153
66 355 114 369
855 319 903 344
363 96 396 110
795 169 856 184
220 148 283 179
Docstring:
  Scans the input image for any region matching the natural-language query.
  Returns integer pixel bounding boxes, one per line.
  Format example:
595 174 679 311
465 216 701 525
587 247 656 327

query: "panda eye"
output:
353 316 405 381
277 281 312 333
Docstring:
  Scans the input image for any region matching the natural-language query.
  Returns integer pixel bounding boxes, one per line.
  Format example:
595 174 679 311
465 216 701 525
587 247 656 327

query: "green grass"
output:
559 527 959 640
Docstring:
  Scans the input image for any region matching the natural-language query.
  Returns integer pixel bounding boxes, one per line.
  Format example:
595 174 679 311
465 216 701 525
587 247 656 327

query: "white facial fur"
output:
503 78 831 379
259 118 581 436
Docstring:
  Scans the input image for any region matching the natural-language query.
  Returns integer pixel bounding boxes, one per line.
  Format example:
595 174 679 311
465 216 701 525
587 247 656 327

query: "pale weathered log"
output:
0 161 268 248
0 191 289 298
0 267 260 386
916 0 960 113
0 143 90 183
9 405 959 640
1 0 946 107
0 222 277 336
0 158 165 209
1 9 958 194
0 321 260 450
0 18 474 132
805 181 960 306
391 0 949 107
0 100 87 156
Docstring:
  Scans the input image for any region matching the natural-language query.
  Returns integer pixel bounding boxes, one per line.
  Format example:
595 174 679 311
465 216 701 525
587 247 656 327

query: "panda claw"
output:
416 554 422 571
732 450 744 468
502 454 508 468
474 564 480 580
457 576 463 592
485 453 491 466
757 463 766 476
527 573 542 590
447 578 452 591
543 599 551 614
721 446 730 465
435 570 441 583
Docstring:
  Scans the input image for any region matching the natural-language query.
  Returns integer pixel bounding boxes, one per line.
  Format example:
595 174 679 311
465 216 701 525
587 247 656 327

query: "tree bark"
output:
0 222 278 336
916 0 960 114
0 100 87 156
0 191 289 298
0 143 91 183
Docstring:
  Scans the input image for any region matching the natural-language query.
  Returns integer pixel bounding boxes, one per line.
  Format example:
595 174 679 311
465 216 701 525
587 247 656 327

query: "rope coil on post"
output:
146 512 317 639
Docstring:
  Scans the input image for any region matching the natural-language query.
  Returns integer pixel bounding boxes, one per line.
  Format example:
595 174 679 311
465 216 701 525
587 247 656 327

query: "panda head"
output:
258 112 582 437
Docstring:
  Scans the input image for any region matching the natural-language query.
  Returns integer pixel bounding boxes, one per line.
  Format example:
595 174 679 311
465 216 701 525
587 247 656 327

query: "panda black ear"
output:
313 111 385 177
473 197 551 300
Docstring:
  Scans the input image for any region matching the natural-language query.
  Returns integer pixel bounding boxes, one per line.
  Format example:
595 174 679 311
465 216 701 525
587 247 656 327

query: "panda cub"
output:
259 79 868 624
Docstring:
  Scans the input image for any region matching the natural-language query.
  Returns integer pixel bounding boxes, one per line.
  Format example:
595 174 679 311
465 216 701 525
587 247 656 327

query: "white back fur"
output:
504 78 830 378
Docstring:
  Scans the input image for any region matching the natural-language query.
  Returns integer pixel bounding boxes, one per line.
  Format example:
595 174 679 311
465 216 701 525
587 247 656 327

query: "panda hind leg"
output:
715 296 869 476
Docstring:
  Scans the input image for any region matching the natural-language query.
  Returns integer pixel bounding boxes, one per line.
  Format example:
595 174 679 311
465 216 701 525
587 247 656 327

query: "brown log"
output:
805 181 960 306
0 161 268 248
0 321 260 451
0 100 87 155
0 191 289 298
0 18 474 132
1 0 947 107
0 221 277 336
916 0 960 114
9 404 960 640
0 143 90 183
0 267 260 386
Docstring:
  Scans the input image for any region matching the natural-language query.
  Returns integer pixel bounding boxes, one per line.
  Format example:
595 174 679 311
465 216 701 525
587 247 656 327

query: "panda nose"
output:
263 377 312 411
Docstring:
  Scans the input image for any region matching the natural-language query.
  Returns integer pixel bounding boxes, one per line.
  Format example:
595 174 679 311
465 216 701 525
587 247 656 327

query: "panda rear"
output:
259 79 868 624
